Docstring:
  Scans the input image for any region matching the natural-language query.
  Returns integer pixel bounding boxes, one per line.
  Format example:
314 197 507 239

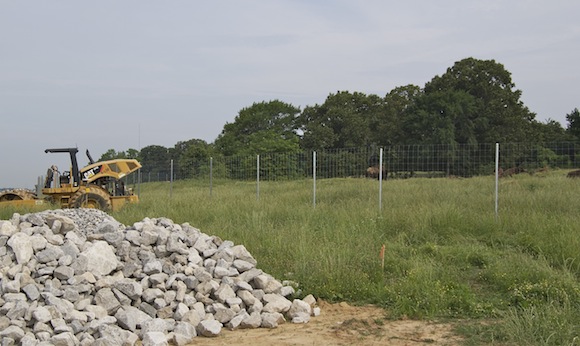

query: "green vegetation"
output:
0 204 53 218
112 171 580 345
2 171 580 344
98 58 580 183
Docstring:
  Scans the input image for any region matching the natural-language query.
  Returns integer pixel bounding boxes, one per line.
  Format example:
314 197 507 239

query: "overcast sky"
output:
1 0 579 188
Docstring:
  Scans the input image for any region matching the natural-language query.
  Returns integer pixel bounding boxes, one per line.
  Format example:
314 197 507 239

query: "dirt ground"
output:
187 300 463 346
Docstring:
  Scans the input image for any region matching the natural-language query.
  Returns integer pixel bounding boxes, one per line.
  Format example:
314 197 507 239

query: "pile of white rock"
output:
0 209 320 346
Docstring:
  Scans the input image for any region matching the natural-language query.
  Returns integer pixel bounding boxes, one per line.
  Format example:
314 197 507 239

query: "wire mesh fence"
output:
136 142 580 183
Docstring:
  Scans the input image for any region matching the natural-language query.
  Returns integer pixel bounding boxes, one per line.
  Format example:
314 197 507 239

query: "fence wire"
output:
137 142 580 183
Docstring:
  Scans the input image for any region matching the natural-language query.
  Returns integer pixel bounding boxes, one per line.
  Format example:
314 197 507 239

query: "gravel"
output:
0 208 320 345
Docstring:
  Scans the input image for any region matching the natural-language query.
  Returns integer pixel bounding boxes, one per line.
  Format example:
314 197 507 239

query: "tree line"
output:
99 57 580 179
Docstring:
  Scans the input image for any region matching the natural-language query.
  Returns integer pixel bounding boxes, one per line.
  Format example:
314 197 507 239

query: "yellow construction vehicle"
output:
0 148 142 211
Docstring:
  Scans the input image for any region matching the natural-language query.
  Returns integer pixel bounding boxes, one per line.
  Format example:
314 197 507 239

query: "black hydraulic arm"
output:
86 150 95 164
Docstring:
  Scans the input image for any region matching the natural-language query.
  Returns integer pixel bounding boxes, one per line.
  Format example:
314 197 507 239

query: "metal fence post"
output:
495 143 499 221
256 155 260 200
170 159 174 199
137 169 141 196
209 157 213 198
313 151 316 209
379 147 383 211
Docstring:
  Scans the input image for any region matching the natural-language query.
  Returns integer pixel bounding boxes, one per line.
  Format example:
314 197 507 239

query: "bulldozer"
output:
0 148 142 211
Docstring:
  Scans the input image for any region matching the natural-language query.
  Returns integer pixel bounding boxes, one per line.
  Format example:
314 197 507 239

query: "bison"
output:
498 166 525 178
366 165 387 179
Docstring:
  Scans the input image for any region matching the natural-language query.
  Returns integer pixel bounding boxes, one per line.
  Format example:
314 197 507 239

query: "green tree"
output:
299 91 383 150
424 57 536 143
214 100 301 156
530 119 572 142
371 85 421 146
98 149 124 161
566 108 580 140
172 139 214 179
98 148 140 161
139 145 170 180
126 148 140 159
297 104 337 150
405 89 478 145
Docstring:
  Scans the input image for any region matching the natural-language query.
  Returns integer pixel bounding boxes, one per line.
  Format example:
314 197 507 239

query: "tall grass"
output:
3 171 580 345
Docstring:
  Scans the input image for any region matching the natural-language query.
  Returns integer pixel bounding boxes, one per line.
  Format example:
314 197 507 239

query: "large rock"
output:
0 209 320 345
36 243 64 263
260 312 286 328
142 331 168 346
7 232 33 264
0 325 25 341
287 299 312 323
113 278 143 300
196 319 222 337
262 293 292 313
79 241 120 277
94 288 122 314
0 220 17 237
43 214 77 234
172 321 197 345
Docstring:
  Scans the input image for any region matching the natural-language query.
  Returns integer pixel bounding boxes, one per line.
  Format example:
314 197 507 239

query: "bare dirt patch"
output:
187 300 463 345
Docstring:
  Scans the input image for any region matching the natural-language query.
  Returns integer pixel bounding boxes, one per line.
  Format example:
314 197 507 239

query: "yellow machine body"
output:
1 149 142 212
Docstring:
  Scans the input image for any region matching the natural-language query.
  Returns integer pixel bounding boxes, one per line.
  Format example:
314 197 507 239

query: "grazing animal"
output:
498 166 525 178
366 165 387 179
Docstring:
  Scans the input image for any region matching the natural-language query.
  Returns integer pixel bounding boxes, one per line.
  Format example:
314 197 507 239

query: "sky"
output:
1 0 579 188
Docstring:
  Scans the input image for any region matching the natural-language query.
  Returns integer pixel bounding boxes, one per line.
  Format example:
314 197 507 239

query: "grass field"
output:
2 170 580 345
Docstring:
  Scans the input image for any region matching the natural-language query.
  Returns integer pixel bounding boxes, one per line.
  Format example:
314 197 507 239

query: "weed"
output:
3 173 580 345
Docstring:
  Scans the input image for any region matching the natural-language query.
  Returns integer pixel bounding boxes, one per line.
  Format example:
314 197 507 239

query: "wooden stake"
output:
379 244 385 270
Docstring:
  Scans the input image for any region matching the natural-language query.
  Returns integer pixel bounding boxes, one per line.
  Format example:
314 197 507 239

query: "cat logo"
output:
83 165 102 181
